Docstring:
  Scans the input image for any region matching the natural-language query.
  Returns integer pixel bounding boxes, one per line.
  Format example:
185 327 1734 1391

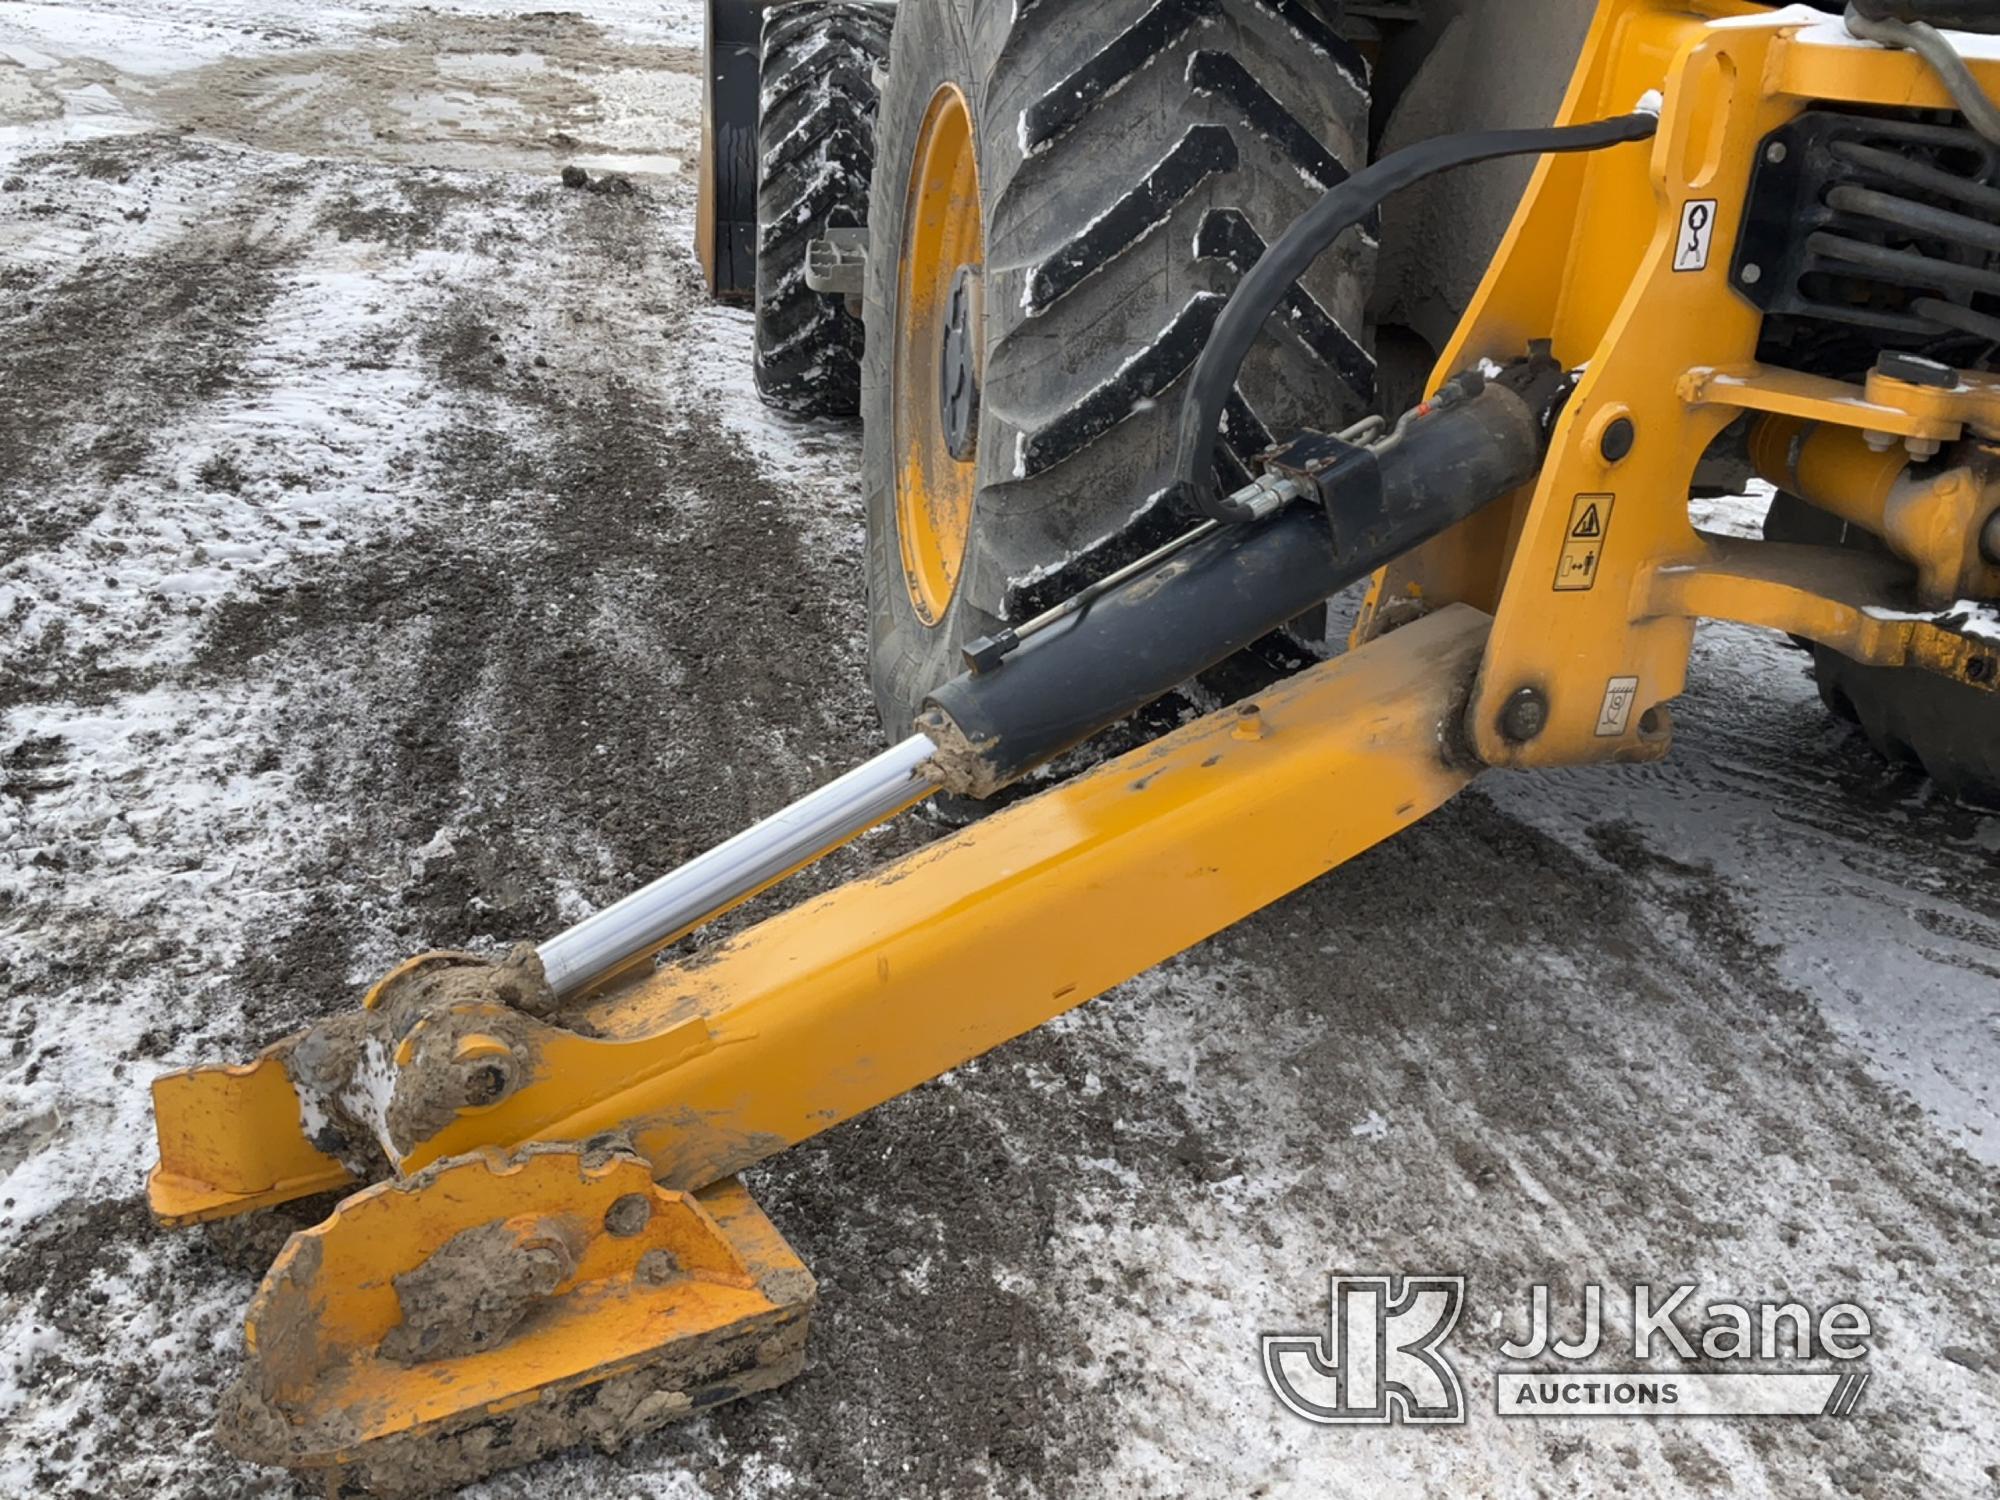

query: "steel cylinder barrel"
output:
922 361 1560 796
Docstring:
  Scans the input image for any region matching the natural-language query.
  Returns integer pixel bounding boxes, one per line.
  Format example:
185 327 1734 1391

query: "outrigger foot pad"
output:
217 1140 813 1496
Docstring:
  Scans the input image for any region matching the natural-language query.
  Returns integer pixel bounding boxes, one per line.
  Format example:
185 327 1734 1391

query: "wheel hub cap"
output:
940 264 981 463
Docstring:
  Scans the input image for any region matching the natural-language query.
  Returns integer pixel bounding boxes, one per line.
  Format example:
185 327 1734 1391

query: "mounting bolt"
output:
1905 435 1943 462
1740 263 1763 286
1499 687 1549 743
453 1032 517 1109
1600 415 1636 465
1862 429 1897 453
1765 140 1788 165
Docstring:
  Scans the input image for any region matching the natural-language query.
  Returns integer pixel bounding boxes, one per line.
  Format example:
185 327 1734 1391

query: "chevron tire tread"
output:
862 0 1373 734
754 1 893 417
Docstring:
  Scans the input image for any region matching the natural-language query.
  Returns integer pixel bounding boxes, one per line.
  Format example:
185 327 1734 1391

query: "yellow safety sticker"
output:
1554 493 1614 592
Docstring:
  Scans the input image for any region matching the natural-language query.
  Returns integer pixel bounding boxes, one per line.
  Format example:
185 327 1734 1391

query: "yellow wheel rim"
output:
894 84 983 626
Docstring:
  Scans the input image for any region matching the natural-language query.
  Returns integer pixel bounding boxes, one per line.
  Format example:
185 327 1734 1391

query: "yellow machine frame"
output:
149 1 2000 1484
1356 0 2000 763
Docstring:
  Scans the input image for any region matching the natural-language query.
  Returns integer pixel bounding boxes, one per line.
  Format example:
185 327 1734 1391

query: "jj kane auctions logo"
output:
1264 1277 1873 1424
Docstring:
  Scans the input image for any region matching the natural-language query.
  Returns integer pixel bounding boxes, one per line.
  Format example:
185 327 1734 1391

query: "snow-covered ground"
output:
1 3 1996 1498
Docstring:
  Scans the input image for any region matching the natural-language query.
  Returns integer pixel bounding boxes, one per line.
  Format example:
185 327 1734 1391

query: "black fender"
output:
699 0 762 299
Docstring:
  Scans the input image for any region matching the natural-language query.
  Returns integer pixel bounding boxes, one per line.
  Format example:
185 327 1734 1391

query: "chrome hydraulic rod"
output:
536 733 941 995
545 362 1563 989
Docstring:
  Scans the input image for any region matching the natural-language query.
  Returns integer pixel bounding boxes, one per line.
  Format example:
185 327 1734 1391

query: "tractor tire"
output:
1764 490 2000 806
860 0 1375 737
753 2 893 417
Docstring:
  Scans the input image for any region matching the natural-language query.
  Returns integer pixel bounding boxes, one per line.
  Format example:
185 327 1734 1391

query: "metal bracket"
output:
217 1145 812 1494
805 227 869 317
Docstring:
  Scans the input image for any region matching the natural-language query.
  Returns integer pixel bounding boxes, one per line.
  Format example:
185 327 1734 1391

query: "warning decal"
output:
1597 676 1640 738
1674 199 1718 272
1554 493 1614 592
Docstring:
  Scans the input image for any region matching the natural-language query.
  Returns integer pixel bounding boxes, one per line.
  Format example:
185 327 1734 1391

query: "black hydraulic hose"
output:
1846 2 2000 143
1827 183 2000 253
1168 112 1661 524
1830 138 2000 216
1849 1 2000 34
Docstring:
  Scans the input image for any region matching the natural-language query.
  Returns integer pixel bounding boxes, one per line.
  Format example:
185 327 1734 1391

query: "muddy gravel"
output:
3 4 1999 1499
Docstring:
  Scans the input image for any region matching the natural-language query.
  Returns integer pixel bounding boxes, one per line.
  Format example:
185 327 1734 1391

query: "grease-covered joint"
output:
278 945 564 1178
364 943 559 1018
914 706 1006 800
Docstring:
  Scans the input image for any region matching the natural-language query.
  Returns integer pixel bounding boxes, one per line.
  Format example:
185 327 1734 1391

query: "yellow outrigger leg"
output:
150 605 1488 1489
